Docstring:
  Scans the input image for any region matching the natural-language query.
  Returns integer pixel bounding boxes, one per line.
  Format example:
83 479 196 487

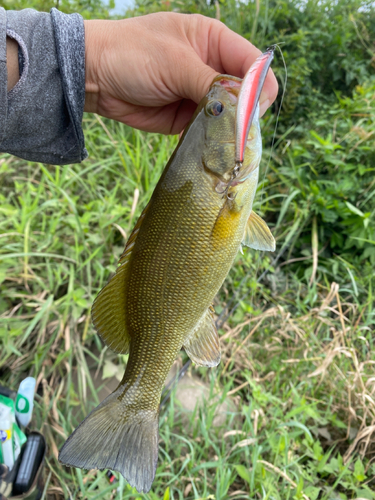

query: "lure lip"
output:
235 46 275 166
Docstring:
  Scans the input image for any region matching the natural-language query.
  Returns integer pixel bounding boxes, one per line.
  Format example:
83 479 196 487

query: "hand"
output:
84 13 278 134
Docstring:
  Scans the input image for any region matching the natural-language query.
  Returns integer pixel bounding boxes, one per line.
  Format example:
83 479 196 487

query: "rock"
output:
167 364 238 427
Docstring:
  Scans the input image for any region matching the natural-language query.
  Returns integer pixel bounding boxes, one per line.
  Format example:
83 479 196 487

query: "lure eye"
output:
206 100 224 117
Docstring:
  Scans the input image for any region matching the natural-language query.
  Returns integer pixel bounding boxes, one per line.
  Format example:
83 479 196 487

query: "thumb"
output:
179 15 278 112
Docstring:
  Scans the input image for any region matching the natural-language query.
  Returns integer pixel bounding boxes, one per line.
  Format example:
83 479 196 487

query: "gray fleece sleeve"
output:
0 7 88 165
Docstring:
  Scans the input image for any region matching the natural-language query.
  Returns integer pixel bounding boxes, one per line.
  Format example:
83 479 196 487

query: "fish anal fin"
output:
242 210 275 252
183 306 220 367
92 202 150 354
59 387 159 493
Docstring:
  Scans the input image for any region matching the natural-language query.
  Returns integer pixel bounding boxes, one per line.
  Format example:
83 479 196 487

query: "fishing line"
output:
250 42 288 308
258 43 288 211
161 45 288 408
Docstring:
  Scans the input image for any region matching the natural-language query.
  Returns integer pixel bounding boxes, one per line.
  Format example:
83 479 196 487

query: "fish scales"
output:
59 59 276 493
123 168 246 401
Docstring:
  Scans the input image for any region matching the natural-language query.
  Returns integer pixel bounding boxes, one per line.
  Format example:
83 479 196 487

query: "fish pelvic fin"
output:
91 203 150 354
59 388 159 493
242 210 276 252
183 305 221 367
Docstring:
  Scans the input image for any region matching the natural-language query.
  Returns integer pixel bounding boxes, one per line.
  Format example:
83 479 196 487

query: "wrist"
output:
6 36 19 91
84 19 107 113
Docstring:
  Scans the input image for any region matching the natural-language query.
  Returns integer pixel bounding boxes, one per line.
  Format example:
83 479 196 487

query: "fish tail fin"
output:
59 388 159 493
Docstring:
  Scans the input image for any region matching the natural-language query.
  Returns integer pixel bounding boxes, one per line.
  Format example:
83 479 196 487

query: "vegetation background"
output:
1 0 374 498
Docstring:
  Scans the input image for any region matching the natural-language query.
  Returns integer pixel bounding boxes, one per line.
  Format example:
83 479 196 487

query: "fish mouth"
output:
230 161 259 187
212 132 261 197
212 49 274 198
211 75 242 103
215 127 261 196
214 155 259 196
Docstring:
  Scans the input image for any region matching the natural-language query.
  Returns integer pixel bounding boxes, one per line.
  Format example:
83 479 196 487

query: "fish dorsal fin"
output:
242 211 275 252
183 306 220 367
91 202 150 354
118 201 150 265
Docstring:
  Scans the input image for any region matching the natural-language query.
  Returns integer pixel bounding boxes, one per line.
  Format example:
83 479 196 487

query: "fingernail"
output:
259 98 270 118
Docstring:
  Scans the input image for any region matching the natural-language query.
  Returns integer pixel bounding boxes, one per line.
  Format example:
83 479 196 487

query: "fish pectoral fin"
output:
183 306 220 367
242 210 275 252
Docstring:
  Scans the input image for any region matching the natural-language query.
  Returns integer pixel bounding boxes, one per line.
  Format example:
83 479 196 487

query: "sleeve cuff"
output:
51 8 87 163
0 7 88 165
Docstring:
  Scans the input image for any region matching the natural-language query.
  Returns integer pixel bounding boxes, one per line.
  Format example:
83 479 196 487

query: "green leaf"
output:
148 493 160 500
313 441 324 461
234 464 251 484
102 360 123 382
354 458 366 482
345 201 364 217
296 476 304 495
0 268 6 285
354 489 375 500
304 486 321 500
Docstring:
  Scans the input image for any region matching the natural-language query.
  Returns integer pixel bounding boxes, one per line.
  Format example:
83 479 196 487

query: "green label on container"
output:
16 395 30 414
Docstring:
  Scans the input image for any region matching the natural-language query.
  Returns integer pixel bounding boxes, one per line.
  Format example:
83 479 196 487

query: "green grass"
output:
1 0 375 497
1 112 374 499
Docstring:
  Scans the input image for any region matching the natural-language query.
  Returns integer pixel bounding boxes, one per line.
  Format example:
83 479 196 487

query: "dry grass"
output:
219 281 375 471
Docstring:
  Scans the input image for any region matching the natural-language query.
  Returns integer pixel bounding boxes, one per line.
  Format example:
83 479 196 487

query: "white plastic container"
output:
0 404 14 470
15 377 36 427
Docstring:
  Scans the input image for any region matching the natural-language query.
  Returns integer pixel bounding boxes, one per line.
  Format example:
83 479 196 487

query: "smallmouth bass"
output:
59 49 275 493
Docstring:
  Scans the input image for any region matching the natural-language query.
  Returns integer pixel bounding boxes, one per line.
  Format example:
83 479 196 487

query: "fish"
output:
59 48 276 493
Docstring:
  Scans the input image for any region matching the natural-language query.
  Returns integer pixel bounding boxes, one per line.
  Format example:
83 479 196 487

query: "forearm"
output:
6 36 18 90
1 8 278 161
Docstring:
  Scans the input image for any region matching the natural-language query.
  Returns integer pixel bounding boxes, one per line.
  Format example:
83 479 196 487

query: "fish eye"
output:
206 100 224 117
